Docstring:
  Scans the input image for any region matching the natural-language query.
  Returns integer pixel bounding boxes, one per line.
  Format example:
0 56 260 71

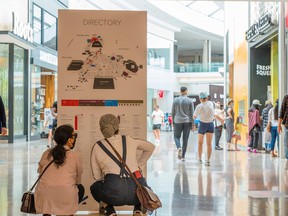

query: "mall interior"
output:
1 0 288 216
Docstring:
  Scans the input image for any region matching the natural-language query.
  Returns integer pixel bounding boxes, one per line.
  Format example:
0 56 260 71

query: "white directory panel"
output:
58 10 147 211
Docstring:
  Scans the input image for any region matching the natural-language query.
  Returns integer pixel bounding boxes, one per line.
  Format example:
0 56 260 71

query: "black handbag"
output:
20 160 54 214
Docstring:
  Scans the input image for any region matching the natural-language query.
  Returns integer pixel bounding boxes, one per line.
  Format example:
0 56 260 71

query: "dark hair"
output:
49 124 74 167
236 116 242 124
180 87 187 92
274 99 279 120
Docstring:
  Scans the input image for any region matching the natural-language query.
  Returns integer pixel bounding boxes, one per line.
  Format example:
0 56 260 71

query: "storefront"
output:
30 49 57 139
246 3 279 107
0 0 65 142
0 12 35 143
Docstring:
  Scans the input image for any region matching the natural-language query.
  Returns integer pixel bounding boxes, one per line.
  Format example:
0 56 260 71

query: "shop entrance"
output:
249 34 278 108
30 65 56 140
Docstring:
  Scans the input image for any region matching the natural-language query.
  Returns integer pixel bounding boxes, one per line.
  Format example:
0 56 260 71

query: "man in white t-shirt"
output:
151 105 164 143
193 92 215 166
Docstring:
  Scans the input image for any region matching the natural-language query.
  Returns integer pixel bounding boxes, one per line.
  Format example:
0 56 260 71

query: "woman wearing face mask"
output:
34 124 84 216
225 98 235 151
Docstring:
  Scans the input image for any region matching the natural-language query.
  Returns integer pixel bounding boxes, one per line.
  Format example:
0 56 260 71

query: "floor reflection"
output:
1 131 288 216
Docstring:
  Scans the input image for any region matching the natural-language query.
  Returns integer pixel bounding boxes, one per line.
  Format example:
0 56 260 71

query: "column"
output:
203 40 211 71
278 2 286 159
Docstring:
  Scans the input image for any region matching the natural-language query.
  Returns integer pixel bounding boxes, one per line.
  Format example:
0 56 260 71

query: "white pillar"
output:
202 40 211 64
278 2 286 159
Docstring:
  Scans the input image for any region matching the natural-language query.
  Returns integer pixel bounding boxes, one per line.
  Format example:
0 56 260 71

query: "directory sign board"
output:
58 10 147 211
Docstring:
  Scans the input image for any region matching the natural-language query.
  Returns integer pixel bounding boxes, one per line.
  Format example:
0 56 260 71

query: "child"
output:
233 116 246 151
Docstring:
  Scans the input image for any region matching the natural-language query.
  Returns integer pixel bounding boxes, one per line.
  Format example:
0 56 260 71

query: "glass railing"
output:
174 62 224 73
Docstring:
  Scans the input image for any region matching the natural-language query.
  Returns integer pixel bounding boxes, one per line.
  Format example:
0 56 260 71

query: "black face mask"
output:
70 133 78 149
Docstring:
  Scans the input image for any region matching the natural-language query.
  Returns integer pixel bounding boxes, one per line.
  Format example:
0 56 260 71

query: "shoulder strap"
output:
97 140 129 177
104 137 141 187
121 135 127 176
30 159 54 192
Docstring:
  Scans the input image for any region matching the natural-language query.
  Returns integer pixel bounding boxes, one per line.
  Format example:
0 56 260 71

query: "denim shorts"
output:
198 121 214 134
153 124 161 130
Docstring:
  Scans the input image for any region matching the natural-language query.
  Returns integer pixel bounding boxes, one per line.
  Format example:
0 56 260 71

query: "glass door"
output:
13 45 25 136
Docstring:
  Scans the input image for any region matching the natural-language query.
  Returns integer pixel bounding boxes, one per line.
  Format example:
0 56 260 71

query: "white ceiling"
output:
71 0 225 54
125 0 224 54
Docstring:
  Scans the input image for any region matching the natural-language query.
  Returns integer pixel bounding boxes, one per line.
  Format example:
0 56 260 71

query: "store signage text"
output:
246 13 273 42
12 13 34 43
256 64 270 76
39 50 57 66
83 19 122 26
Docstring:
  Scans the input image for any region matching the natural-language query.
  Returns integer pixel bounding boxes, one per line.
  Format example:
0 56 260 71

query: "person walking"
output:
0 96 7 136
214 101 224 150
43 108 55 148
248 99 262 153
225 98 235 151
193 92 215 166
151 105 164 144
278 95 288 169
171 87 194 160
90 114 155 216
34 125 84 216
267 99 279 157
262 100 273 152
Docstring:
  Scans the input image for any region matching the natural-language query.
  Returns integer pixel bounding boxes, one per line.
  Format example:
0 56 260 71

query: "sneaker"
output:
247 147 252 152
177 148 182 159
99 204 117 216
253 149 259 153
215 146 223 150
198 159 202 164
181 157 185 162
205 160 210 166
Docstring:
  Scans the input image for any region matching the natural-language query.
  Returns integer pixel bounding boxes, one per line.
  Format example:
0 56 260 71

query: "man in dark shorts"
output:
193 92 215 166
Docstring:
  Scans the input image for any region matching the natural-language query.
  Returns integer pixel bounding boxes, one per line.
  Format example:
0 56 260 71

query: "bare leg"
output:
206 133 213 160
152 129 157 140
156 129 161 140
235 138 239 150
47 129 52 147
198 134 204 160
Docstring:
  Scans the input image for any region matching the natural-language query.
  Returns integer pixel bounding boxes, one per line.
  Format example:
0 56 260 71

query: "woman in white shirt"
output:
90 114 155 216
267 99 279 157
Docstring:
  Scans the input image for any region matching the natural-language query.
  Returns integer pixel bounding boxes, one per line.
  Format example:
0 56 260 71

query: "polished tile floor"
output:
1 131 288 216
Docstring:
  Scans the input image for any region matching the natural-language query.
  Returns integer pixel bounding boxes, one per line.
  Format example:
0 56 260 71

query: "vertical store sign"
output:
58 10 147 211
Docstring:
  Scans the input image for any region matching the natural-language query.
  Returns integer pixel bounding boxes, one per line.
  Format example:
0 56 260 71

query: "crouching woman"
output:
35 125 84 216
90 114 155 216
